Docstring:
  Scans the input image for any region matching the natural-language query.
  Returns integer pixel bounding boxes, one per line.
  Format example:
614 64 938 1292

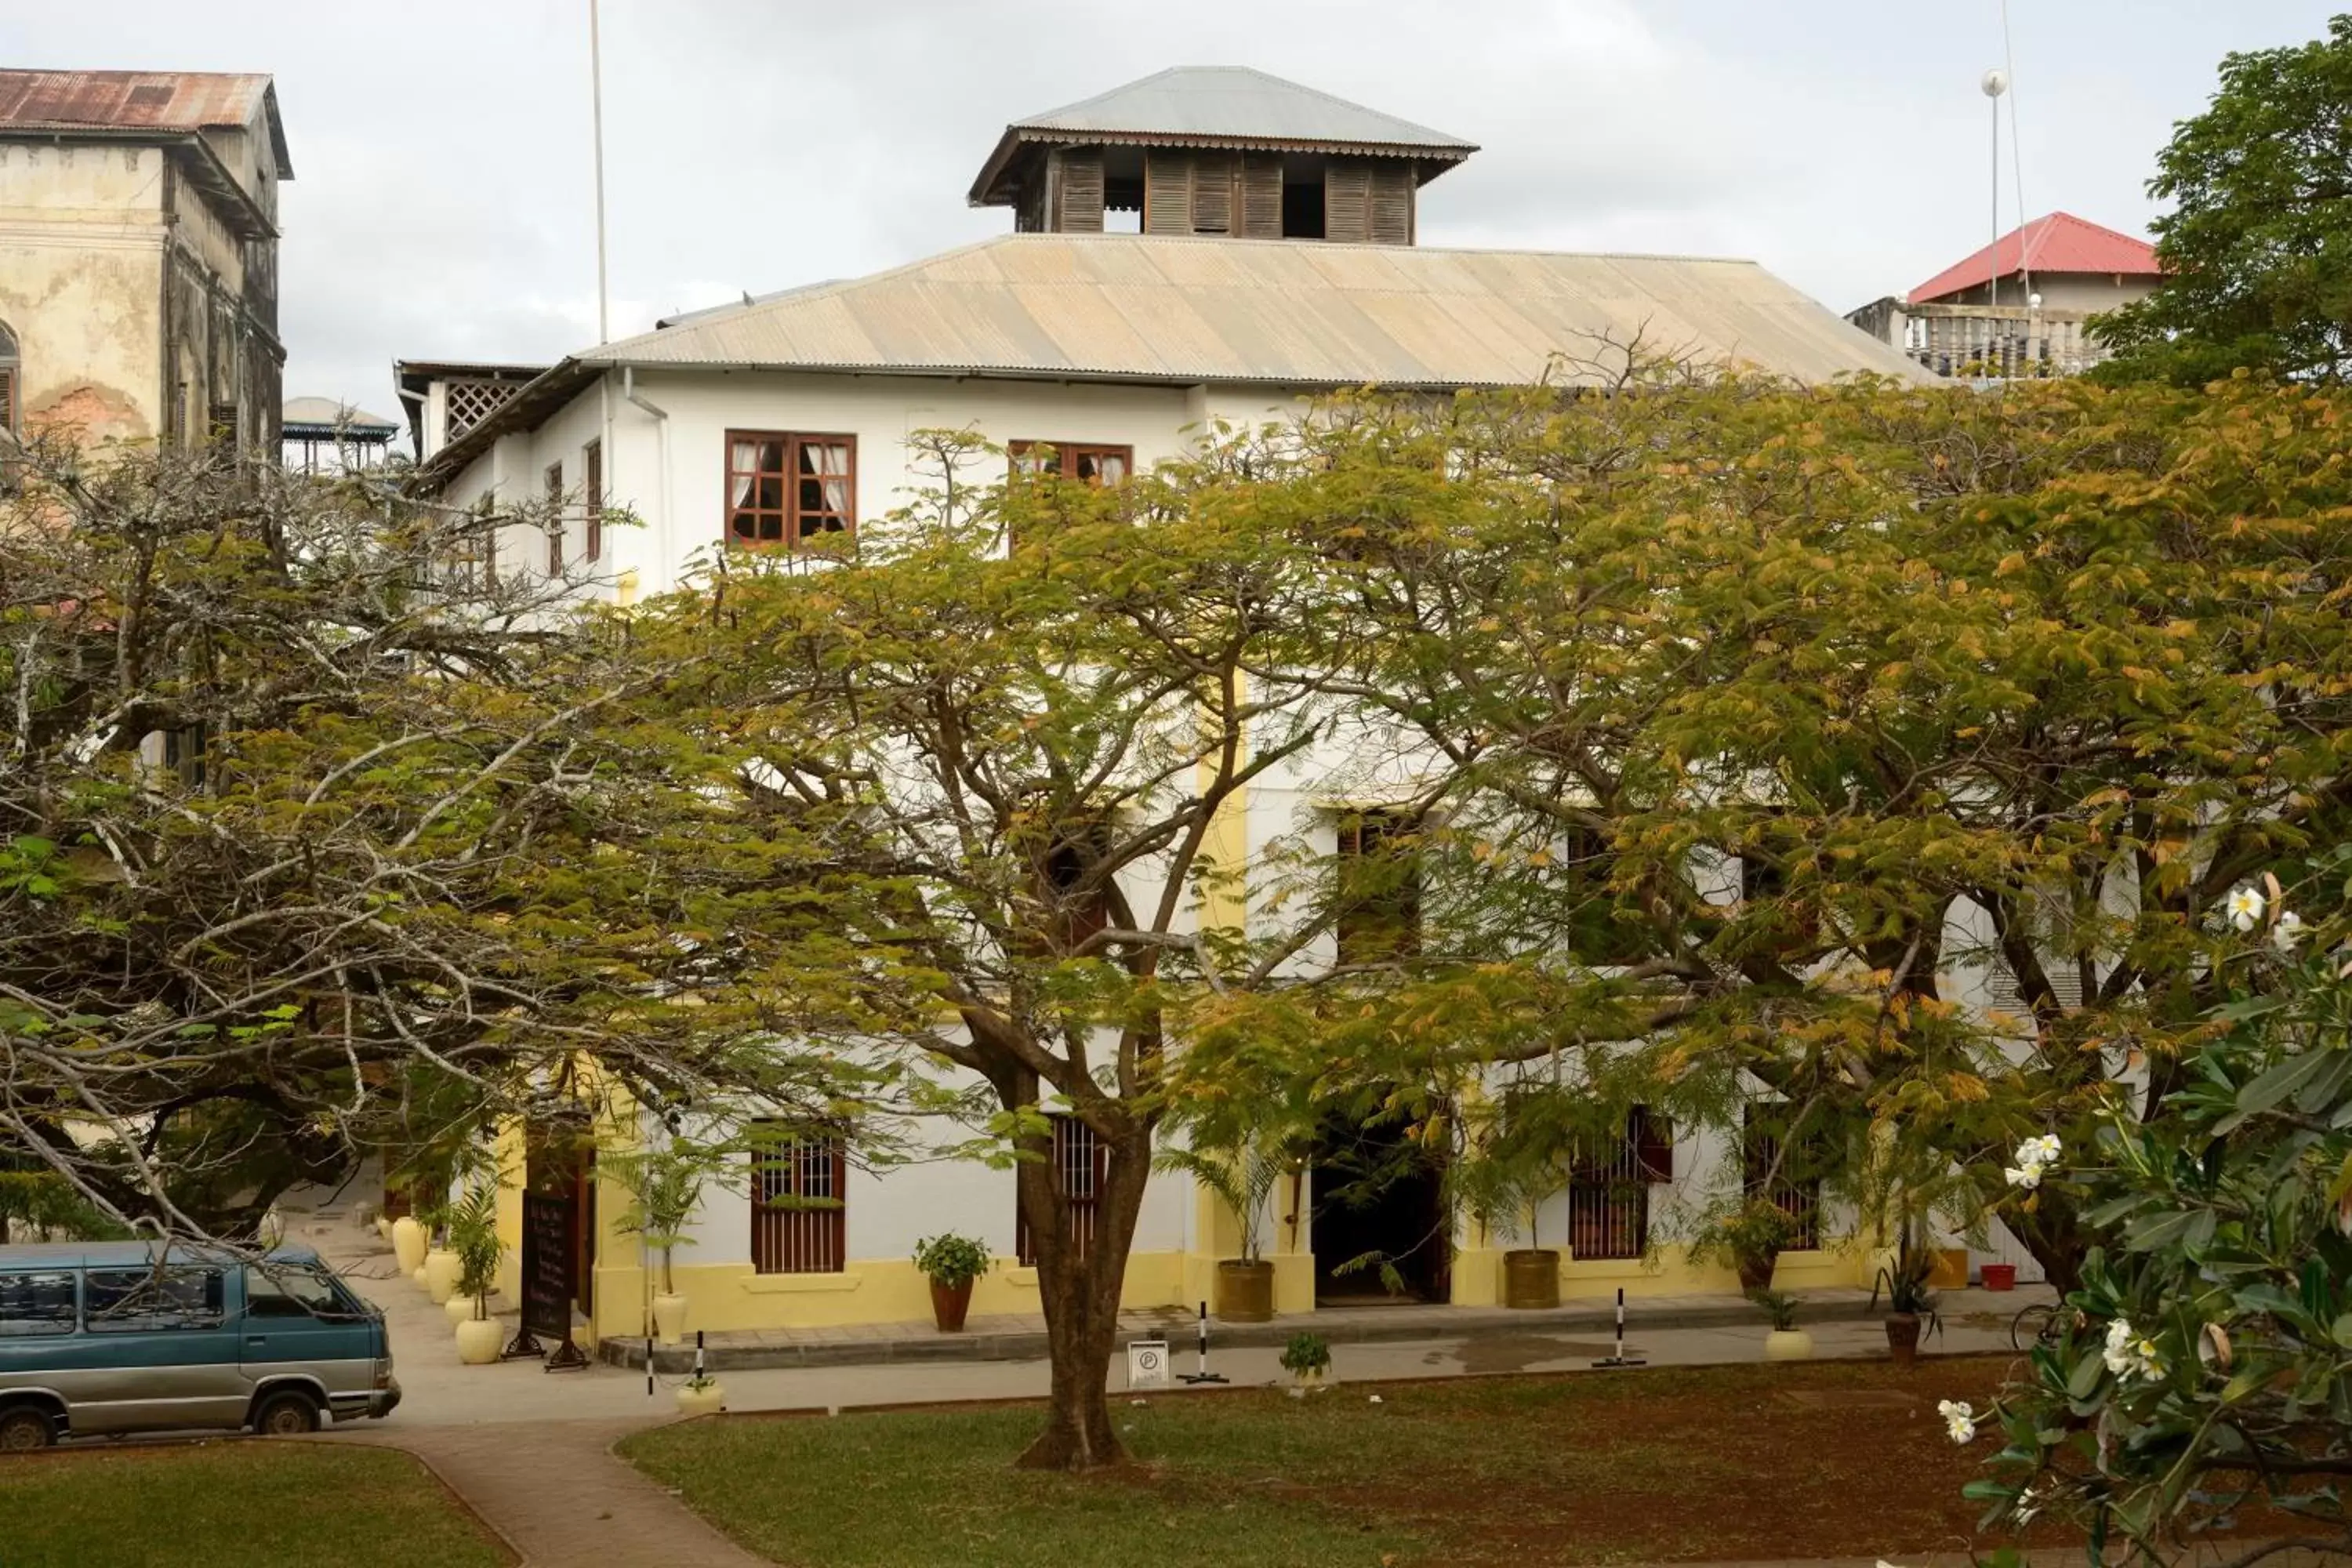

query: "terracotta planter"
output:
1736 1252 1778 1294
929 1278 975 1332
675 1382 726 1417
653 1292 690 1346
1980 1262 2017 1293
454 1316 503 1365
1503 1248 1560 1310
423 1248 462 1304
1885 1312 1922 1366
1765 1328 1814 1361
390 1215 427 1275
1214 1258 1275 1323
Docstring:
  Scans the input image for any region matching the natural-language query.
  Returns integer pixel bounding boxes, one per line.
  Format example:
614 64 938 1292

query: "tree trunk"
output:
1014 1114 1152 1472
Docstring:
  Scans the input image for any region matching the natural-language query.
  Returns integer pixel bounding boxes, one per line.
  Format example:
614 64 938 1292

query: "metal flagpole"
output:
1982 69 2008 313
589 0 611 345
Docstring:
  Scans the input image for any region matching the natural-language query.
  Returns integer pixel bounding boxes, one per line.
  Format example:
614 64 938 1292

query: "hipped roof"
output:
1909 212 2160 304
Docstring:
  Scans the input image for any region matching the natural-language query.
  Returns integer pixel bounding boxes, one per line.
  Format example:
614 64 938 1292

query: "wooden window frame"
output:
543 460 564 575
582 439 603 564
1016 1112 1105 1266
724 430 857 551
1741 1103 1823 1250
1565 1106 1669 1261
751 1126 848 1274
1334 808 1422 964
1007 441 1133 486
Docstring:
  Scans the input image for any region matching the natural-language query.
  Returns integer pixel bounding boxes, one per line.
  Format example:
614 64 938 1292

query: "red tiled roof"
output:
0 70 289 177
1907 212 2160 304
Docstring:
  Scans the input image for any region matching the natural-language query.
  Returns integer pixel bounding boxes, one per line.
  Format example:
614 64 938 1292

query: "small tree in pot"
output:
1160 1136 1285 1323
611 1134 732 1348
1451 1094 1568 1309
1279 1330 1332 1390
1751 1288 1812 1361
914 1233 993 1331
1871 1228 1944 1366
448 1182 506 1365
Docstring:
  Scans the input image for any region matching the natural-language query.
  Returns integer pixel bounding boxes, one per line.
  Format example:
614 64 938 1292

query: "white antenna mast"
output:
590 0 611 345
2001 0 2032 308
1982 67 2008 313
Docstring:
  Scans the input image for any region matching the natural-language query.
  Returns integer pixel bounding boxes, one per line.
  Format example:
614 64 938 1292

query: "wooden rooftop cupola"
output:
968 66 1475 246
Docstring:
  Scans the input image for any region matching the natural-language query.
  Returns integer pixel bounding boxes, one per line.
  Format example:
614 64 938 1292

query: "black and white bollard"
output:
1591 1287 1646 1369
1178 1301 1229 1385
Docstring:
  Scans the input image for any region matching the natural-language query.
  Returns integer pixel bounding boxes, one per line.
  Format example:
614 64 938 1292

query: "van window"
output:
244 1265 353 1319
83 1268 226 1333
0 1271 77 1337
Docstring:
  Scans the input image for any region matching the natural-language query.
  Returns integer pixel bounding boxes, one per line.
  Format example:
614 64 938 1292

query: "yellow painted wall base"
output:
1179 1251 1314 1318
1454 1241 1874 1308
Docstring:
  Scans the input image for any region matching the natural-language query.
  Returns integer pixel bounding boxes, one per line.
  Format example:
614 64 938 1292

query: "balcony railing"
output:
1846 298 2111 380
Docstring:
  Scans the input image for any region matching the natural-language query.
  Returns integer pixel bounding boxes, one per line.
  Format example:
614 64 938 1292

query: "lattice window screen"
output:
445 380 521 441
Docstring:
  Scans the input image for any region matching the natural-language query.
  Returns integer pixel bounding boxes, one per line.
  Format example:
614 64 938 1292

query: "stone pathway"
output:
336 1417 763 1568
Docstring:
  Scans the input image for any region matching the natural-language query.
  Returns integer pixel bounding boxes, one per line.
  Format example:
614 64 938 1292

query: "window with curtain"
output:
725 431 855 550
543 460 564 575
1008 441 1131 486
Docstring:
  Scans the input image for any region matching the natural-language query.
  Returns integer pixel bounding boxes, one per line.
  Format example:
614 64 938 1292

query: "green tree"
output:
1240 366 2352 1292
620 434 1340 1470
0 438 864 1237
1968 858 2352 1564
2095 16 2352 386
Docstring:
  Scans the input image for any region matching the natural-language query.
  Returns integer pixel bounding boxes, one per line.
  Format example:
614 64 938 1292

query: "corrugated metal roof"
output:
1011 67 1471 150
1909 212 2159 304
0 69 290 177
582 233 1932 390
971 67 1473 205
281 397 398 433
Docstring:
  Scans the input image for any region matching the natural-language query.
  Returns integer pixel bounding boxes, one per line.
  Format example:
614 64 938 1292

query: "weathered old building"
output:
0 70 292 451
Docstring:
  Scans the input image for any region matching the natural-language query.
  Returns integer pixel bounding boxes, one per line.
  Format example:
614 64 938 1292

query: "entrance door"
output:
1308 1109 1448 1305
527 1139 595 1321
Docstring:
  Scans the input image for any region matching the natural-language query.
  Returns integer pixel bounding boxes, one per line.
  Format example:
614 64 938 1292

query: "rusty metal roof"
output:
584 233 1932 390
0 70 290 177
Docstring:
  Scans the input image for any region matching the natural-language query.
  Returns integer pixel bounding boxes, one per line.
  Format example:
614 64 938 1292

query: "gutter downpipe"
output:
621 365 670 603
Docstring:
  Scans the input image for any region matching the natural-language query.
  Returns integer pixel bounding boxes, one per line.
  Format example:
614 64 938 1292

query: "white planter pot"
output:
675 1382 726 1417
423 1248 462 1304
652 1293 690 1347
390 1216 427 1275
412 1265 429 1290
375 1217 392 1243
445 1293 481 1325
1765 1328 1815 1362
454 1316 504 1365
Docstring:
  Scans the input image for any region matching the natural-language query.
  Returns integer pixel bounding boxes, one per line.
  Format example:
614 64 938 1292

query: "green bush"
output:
1279 1331 1331 1377
913 1233 992 1290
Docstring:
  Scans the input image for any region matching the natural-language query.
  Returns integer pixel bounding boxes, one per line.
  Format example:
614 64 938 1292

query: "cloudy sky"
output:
2 1 2337 415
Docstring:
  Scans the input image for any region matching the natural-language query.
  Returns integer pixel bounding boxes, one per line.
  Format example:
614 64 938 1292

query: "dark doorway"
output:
527 1136 596 1320
1282 179 1327 239
1309 1106 1447 1305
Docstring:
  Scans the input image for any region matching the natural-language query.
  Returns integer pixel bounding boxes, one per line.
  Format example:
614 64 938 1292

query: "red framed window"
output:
751 1127 846 1273
1008 441 1131 486
582 439 603 564
543 461 564 574
726 431 855 550
1016 1113 1104 1266
1566 1106 1671 1261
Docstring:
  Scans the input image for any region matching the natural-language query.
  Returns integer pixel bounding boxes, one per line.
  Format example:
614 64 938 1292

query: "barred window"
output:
750 1128 846 1274
1016 1113 1103 1266
1566 1107 1671 1261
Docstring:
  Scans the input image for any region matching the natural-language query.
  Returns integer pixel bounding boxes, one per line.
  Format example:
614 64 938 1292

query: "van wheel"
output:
0 1406 56 1451
252 1390 321 1436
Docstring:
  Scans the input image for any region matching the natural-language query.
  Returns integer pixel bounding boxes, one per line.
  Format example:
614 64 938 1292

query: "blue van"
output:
0 1241 397 1450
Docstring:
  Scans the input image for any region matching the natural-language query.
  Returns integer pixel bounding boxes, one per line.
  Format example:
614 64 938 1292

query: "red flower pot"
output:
1980 1263 2017 1292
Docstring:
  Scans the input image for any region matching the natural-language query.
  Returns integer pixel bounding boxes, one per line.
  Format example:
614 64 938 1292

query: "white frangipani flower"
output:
2227 885 2266 932
2274 910 2307 951
2004 1164 2043 1191
2005 1134 2062 1191
2102 1316 2164 1383
1938 1399 1978 1443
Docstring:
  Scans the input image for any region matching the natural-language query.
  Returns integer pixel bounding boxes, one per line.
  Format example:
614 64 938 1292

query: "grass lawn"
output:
622 1356 2063 1568
0 1439 510 1568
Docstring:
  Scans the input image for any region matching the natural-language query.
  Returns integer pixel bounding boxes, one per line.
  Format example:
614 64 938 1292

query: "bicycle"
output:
2009 1299 2071 1352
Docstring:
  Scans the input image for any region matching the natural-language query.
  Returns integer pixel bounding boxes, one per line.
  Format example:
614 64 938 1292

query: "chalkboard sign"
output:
510 1192 587 1370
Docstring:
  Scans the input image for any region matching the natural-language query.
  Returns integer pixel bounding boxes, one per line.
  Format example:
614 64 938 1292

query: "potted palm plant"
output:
447 1183 506 1365
1871 1229 1943 1366
612 1136 728 1348
913 1233 992 1330
1751 1289 1813 1360
1160 1136 1284 1323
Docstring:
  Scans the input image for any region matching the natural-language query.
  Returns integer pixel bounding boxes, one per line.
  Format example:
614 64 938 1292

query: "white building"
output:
402 67 1941 1347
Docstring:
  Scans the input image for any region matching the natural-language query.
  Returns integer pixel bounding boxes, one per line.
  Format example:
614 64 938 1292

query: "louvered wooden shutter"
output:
1145 151 1193 234
1240 154 1283 238
1325 161 1371 245
1632 1107 1673 1182
1189 152 1236 233
1054 147 1105 233
1369 162 1414 245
